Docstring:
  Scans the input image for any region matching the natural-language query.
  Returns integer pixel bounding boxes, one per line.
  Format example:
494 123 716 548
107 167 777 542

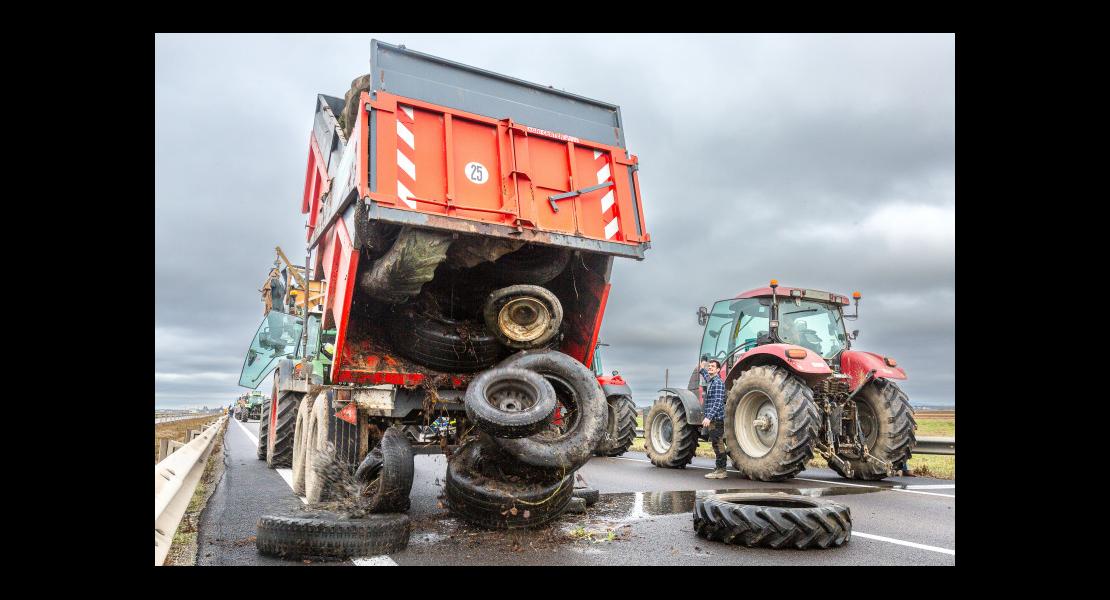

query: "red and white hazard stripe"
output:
395 105 417 209
594 150 619 240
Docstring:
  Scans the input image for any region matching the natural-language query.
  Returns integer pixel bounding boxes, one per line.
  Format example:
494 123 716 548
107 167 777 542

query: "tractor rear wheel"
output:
257 385 272 461
644 394 700 469
723 365 818 482
830 379 917 481
292 392 318 495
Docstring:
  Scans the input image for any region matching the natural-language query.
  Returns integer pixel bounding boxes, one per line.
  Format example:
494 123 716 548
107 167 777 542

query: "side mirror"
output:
697 306 709 326
851 330 859 340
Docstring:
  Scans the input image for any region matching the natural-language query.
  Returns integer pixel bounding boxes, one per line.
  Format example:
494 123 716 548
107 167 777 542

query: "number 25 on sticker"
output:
464 162 488 184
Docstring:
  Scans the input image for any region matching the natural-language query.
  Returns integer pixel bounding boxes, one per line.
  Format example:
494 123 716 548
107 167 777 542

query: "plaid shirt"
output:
700 368 726 422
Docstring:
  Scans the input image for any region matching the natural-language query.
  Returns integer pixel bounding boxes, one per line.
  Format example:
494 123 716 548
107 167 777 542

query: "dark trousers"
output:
707 421 728 470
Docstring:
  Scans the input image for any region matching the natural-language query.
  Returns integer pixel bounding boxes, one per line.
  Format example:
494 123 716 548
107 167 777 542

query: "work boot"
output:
704 468 728 479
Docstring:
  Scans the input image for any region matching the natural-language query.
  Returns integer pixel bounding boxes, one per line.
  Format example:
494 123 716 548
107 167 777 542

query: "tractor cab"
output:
697 283 857 373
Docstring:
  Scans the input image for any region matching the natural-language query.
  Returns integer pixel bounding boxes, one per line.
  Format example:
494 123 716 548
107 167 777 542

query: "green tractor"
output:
644 281 916 481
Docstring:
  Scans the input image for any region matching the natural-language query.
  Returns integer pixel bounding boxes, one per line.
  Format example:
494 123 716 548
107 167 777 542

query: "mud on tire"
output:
258 385 272 461
468 244 572 286
292 392 317 495
464 367 558 439
829 379 917 481
256 511 411 560
693 493 851 549
445 440 574 530
595 394 638 457
723 365 818 482
643 394 700 468
355 426 415 513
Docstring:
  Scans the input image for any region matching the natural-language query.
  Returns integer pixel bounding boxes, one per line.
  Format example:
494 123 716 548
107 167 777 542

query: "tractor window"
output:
700 299 769 361
779 299 847 359
239 310 303 389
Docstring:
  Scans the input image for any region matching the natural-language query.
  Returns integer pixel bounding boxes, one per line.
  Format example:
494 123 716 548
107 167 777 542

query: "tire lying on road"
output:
693 492 851 549
595 394 638 457
827 379 917 481
355 426 414 513
723 365 818 482
643 394 700 469
489 350 607 471
464 367 558 439
387 306 505 372
256 511 411 560
445 440 574 530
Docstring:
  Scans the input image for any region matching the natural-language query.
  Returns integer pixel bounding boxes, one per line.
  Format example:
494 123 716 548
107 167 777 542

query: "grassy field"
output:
154 416 222 463
631 410 955 480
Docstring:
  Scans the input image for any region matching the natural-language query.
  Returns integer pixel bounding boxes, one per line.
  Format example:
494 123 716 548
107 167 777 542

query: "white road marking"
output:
852 532 955 556
352 556 399 566
233 417 258 446
905 484 956 490
232 411 393 564
609 457 954 498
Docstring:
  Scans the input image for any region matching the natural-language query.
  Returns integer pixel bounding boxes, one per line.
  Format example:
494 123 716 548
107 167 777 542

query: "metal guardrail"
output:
632 427 955 456
154 415 227 566
155 411 223 424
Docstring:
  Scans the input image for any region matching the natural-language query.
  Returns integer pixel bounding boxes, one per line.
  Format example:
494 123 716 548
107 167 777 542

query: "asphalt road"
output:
196 419 954 566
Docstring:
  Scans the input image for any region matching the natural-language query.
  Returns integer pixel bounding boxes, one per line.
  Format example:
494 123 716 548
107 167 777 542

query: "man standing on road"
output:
699 359 729 479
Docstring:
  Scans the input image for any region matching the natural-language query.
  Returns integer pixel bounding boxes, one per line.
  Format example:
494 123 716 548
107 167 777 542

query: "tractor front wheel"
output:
644 395 700 468
724 365 818 482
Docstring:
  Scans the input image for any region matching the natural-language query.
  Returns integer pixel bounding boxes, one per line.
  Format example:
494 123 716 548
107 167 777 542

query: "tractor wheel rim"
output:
856 400 877 448
651 412 673 453
497 297 551 342
735 391 778 458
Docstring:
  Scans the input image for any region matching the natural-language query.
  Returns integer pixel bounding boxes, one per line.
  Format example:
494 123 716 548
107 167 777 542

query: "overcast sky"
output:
155 33 954 410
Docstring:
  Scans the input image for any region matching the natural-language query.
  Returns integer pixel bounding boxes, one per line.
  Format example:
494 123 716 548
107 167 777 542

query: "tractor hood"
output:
839 350 907 389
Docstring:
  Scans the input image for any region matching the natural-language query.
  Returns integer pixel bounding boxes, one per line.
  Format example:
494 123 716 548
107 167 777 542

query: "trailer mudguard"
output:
658 387 703 425
839 350 907 389
601 381 632 398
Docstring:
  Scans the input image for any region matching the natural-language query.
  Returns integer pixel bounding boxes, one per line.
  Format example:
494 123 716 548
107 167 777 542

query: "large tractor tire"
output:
482 285 564 350
693 493 851 549
305 395 335 504
643 395 701 469
291 392 318 495
595 394 638 457
469 244 572 286
257 389 271 461
256 511 411 560
723 365 818 482
267 389 302 469
829 379 917 481
464 367 557 439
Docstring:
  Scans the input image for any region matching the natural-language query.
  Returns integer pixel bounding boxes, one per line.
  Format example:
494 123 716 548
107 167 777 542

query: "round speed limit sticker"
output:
464 162 489 184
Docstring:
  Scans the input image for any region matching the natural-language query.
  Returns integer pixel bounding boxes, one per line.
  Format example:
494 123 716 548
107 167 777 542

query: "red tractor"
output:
644 280 916 481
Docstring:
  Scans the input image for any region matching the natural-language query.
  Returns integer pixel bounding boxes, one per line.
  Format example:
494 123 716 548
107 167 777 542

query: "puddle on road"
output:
588 485 879 522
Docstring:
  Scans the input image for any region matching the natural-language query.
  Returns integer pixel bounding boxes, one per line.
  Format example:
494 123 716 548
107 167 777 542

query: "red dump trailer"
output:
241 40 649 531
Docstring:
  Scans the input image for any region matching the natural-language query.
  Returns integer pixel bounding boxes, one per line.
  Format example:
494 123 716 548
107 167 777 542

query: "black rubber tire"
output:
723 366 818 482
828 379 917 481
257 386 272 461
464 367 558 439
256 511 411 560
489 350 608 471
482 285 564 350
355 427 414 513
469 244 572 286
643 395 700 469
693 493 851 549
387 306 505 372
305 394 334 503
444 440 574 530
267 390 302 468
595 394 638 457
572 487 600 506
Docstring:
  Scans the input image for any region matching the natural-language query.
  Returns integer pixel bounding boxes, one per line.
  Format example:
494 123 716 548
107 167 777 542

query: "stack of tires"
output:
447 349 608 529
